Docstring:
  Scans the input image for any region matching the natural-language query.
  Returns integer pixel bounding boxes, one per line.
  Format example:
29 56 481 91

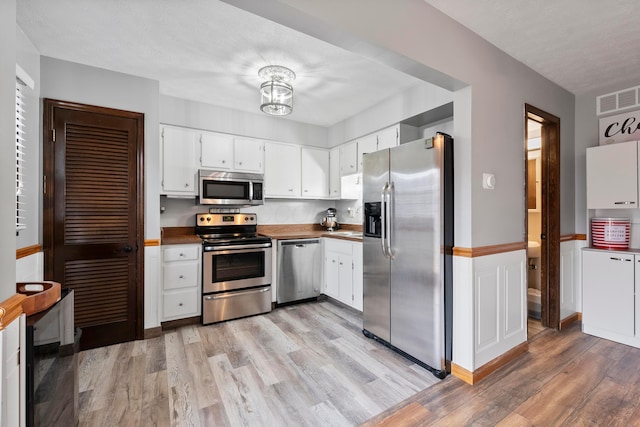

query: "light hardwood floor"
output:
77 300 439 427
364 321 640 426
79 302 640 426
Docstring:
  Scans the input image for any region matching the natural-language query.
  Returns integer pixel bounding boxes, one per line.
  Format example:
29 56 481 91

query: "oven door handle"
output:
204 242 272 252
204 286 271 300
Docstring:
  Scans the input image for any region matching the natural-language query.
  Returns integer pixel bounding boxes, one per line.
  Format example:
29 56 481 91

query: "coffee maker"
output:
320 207 339 231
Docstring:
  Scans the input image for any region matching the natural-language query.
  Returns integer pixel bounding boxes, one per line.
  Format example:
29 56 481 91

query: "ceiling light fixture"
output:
259 65 295 116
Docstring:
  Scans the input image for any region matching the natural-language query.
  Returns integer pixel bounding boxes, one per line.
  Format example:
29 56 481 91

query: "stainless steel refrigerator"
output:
362 133 453 379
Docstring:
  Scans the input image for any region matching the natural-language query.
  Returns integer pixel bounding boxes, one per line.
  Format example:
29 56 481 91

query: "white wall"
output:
160 95 328 148
0 0 17 301
224 0 577 249
574 78 640 234
327 82 454 147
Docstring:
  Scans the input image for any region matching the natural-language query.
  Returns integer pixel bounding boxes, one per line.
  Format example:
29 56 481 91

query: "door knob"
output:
124 245 133 253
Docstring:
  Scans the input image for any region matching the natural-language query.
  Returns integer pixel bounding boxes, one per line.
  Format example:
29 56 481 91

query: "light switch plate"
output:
483 173 495 190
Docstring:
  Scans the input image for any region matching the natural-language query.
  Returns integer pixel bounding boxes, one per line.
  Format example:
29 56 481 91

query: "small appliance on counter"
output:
320 207 339 231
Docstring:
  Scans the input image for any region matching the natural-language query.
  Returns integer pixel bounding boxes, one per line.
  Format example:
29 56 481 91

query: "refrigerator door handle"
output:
381 183 389 258
387 182 395 259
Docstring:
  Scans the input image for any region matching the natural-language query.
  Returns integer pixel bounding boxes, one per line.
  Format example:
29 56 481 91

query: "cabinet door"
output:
264 142 301 197
586 140 638 208
301 147 329 198
234 137 264 173
325 252 340 298
161 125 198 195
582 250 634 337
200 131 234 170
340 141 357 176
376 125 398 151
338 254 354 305
357 134 378 171
329 147 341 199
636 256 640 338
352 242 363 311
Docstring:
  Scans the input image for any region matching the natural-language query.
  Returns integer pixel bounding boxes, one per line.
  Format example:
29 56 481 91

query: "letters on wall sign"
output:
599 110 640 145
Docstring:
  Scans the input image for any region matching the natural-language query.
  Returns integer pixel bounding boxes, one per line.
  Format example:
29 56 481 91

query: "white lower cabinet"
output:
161 244 201 321
324 239 363 311
582 249 640 347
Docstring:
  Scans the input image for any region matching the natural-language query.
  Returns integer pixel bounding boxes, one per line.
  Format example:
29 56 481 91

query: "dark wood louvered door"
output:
43 99 144 350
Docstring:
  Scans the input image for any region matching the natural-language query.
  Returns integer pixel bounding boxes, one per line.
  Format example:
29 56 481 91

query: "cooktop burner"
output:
196 212 271 247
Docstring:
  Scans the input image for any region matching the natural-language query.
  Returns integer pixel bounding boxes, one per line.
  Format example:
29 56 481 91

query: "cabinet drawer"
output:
163 245 199 262
163 262 199 290
163 288 199 319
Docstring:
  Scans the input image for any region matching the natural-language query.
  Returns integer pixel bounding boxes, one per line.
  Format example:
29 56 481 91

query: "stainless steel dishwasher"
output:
277 239 322 304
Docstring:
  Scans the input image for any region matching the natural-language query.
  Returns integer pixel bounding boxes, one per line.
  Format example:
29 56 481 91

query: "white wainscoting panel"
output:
473 250 527 368
15 252 43 282
452 256 474 371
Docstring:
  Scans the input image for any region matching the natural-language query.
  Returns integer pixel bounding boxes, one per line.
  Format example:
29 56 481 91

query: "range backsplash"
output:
160 196 362 227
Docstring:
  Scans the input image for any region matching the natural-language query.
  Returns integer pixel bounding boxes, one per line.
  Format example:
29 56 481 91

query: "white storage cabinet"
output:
161 244 201 321
160 125 198 196
324 238 363 311
586 140 639 209
582 248 640 347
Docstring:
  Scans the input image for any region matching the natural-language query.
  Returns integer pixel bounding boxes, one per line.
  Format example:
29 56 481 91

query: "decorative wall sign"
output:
599 109 640 145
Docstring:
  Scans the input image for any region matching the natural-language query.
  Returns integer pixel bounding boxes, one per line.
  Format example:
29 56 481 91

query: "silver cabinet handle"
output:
610 257 632 262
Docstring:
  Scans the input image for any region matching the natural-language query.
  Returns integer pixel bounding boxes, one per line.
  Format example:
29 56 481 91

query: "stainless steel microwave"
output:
198 170 264 206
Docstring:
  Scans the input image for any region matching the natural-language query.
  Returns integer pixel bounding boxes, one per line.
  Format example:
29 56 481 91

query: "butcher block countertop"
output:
160 224 363 245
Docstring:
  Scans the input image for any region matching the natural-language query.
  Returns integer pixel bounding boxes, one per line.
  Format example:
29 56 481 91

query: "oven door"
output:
203 244 272 293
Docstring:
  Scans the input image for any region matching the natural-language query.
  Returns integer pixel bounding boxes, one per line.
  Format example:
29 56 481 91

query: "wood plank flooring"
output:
363 321 640 426
77 300 439 426
79 301 640 426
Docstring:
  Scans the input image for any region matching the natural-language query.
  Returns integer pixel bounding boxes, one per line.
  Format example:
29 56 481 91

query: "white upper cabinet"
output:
586 140 639 209
329 147 341 199
357 134 378 171
233 137 264 173
264 141 301 197
301 147 329 198
340 141 357 176
161 125 198 196
200 132 264 173
377 125 399 150
200 132 233 170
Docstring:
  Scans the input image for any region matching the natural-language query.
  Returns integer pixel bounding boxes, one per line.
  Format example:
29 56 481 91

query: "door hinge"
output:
161 128 164 138
51 129 55 142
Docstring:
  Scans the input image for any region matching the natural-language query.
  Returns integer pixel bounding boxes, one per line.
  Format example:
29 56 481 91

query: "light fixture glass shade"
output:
259 65 295 116
260 80 293 115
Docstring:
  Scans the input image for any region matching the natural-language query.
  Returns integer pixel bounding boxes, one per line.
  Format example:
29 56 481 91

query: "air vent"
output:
597 85 640 115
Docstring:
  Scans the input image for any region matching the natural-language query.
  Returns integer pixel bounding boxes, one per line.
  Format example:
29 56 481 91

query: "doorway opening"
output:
525 104 561 338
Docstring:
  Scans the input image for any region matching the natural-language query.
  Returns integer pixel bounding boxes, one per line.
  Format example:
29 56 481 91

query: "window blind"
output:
15 80 26 231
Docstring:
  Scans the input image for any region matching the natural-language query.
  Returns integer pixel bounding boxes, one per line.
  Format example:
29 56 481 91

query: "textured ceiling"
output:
16 0 424 127
423 0 640 95
18 1 638 129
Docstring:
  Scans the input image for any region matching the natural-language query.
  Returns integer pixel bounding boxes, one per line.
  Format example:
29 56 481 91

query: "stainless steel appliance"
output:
277 239 322 304
198 170 264 206
320 207 339 231
196 213 272 324
26 289 80 427
362 133 454 379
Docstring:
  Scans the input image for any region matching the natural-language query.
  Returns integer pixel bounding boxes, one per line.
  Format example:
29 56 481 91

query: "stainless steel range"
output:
196 213 272 324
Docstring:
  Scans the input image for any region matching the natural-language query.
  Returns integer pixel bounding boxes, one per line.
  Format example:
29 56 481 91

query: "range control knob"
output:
199 217 204 222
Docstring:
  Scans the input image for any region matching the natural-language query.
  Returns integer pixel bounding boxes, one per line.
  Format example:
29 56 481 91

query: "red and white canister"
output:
591 218 630 250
